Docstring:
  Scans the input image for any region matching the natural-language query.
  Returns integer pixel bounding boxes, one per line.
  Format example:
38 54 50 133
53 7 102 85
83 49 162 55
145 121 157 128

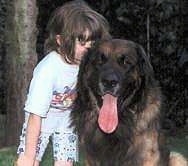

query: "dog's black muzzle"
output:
99 70 121 96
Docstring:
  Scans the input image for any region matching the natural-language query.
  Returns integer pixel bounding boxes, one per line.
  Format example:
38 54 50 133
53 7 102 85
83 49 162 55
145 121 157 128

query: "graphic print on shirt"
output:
50 85 77 111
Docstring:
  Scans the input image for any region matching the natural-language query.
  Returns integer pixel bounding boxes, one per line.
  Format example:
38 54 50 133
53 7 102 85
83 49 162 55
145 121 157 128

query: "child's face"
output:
74 30 95 63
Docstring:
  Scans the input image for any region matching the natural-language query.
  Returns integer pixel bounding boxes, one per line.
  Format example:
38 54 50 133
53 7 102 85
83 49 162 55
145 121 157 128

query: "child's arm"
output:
16 113 41 166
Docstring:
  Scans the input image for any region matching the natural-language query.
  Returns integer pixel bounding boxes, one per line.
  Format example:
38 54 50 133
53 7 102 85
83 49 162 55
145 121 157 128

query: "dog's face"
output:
77 39 154 133
72 39 180 166
79 39 153 98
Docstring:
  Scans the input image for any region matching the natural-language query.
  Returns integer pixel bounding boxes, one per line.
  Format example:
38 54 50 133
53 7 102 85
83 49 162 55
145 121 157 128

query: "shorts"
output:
17 111 78 162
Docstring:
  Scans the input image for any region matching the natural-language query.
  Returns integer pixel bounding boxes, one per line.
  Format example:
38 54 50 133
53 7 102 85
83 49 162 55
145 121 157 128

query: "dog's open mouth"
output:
98 94 118 133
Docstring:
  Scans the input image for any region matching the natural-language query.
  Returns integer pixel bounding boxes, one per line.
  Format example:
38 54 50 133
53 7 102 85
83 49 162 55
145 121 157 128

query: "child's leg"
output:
33 160 40 166
16 154 40 166
54 160 73 166
17 129 51 165
35 132 51 163
52 131 78 166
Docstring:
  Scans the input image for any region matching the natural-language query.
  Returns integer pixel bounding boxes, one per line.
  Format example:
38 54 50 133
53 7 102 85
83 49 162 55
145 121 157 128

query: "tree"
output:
4 0 38 146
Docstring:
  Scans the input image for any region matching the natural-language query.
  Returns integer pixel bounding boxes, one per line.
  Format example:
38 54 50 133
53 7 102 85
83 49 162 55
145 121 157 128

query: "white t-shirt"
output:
24 51 79 117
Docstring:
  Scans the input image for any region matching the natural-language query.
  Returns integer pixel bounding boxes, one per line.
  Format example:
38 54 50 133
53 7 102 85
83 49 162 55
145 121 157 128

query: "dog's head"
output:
77 39 155 133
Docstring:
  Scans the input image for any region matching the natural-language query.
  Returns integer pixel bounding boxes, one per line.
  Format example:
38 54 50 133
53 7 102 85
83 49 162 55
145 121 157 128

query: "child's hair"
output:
45 0 111 64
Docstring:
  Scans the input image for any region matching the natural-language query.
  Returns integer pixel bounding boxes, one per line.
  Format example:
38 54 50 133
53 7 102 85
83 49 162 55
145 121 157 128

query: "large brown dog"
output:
70 39 187 166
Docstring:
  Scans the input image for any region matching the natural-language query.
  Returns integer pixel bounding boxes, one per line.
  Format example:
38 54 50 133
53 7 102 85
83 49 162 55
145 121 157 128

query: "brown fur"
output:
71 39 187 166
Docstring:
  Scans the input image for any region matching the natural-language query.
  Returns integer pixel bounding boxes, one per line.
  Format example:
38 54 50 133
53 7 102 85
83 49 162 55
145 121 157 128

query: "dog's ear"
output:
79 52 90 75
136 44 154 77
77 48 97 91
79 48 96 74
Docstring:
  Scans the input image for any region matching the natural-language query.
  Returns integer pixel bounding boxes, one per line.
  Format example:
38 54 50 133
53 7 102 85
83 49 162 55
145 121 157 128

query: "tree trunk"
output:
4 0 38 146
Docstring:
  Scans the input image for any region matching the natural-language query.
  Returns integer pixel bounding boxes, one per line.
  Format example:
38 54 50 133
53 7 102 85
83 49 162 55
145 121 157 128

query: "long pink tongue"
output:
98 94 118 133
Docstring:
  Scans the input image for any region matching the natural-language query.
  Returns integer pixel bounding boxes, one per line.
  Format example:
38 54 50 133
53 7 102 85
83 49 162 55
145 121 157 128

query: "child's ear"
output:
56 35 62 46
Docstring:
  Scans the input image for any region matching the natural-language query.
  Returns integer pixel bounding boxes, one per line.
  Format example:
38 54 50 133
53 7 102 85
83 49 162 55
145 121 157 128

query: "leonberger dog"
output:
70 39 187 166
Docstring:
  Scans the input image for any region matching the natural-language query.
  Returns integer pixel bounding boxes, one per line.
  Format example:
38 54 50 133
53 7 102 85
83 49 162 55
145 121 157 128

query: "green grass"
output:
0 136 187 166
0 143 84 166
0 147 17 166
167 136 188 158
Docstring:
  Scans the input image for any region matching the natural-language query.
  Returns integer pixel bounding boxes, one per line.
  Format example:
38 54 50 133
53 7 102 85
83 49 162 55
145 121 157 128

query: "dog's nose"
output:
101 75 119 89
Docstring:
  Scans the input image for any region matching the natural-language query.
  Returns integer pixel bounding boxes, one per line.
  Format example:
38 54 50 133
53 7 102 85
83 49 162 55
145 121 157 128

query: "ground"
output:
0 129 187 166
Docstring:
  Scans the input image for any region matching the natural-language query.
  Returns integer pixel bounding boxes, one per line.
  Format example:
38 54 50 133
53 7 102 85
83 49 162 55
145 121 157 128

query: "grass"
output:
0 147 17 166
0 143 84 166
0 134 187 166
167 136 188 157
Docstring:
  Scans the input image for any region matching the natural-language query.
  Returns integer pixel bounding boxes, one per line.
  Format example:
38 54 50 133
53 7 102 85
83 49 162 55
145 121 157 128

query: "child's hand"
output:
15 155 34 166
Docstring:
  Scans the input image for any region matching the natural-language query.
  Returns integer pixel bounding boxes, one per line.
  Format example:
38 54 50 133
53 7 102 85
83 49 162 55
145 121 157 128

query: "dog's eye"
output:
97 53 107 65
118 55 131 66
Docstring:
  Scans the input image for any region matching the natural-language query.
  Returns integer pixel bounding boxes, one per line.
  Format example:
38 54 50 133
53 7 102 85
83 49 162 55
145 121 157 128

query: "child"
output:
16 0 110 166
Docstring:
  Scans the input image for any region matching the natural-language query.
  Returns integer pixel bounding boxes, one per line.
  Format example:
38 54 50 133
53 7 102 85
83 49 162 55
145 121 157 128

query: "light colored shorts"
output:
17 111 78 162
